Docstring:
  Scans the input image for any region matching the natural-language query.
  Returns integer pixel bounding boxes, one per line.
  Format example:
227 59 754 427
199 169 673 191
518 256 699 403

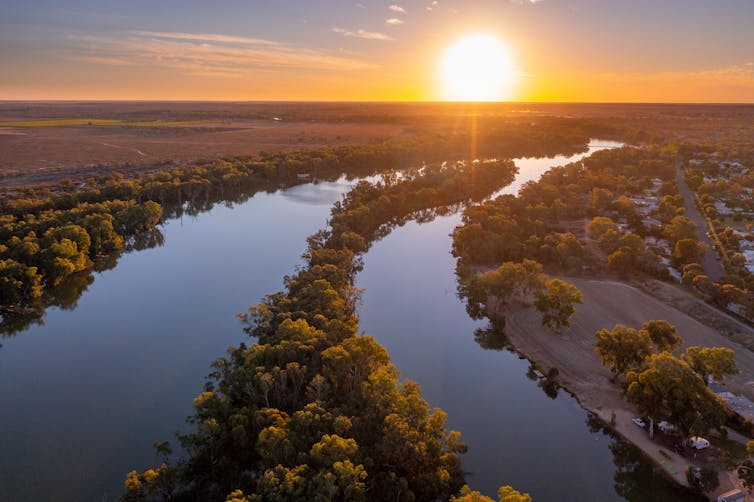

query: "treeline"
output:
0 142 422 332
121 154 524 500
452 145 679 276
1 126 592 334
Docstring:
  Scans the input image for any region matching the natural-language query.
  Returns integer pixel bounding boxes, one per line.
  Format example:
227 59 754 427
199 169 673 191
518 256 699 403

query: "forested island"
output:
120 142 528 500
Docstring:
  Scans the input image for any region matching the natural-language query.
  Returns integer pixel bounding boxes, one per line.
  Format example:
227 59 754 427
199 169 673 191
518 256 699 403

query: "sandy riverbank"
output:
502 276 754 499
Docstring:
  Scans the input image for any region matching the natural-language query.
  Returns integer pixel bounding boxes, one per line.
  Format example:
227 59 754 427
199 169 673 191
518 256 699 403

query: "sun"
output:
439 34 517 101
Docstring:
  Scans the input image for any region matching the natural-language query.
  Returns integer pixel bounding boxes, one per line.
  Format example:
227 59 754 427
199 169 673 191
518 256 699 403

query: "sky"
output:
0 0 753 102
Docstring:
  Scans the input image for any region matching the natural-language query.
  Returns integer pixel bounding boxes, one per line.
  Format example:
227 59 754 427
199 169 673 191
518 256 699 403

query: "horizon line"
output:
1 99 753 106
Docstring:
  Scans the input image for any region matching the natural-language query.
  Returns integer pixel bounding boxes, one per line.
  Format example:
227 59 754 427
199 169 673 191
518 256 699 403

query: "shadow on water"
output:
0 228 165 339
586 416 707 502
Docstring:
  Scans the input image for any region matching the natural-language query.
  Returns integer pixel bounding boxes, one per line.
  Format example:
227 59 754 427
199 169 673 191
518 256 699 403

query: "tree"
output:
686 465 719 493
682 346 739 384
665 215 698 244
451 485 531 502
598 229 621 254
640 320 681 352
474 259 546 310
587 216 618 239
0 259 43 304
534 278 583 330
595 325 653 380
739 460 754 493
626 352 727 439
673 238 706 267
590 187 614 212
607 247 639 274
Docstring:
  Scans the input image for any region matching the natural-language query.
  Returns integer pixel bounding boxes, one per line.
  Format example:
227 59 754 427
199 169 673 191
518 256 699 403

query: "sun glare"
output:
440 34 516 101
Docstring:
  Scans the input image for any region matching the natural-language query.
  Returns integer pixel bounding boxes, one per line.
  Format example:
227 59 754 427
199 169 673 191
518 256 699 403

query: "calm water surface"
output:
0 179 357 501
2 141 689 501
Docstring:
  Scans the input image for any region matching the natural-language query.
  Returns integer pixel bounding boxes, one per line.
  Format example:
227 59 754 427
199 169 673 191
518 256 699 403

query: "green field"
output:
0 119 192 127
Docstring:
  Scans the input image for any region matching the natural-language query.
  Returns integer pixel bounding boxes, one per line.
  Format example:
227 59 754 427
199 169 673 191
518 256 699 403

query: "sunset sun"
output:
440 34 517 101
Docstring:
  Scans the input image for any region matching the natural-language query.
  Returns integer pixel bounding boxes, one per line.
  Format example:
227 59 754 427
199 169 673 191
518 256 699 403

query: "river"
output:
0 140 690 501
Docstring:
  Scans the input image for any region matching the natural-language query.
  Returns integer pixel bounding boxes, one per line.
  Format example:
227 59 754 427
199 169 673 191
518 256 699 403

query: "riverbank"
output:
502 275 754 498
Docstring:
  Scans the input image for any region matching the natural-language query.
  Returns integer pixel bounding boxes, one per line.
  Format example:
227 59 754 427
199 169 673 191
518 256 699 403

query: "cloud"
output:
331 27 393 41
389 4 405 13
65 30 378 78
68 55 136 66
129 31 282 46
385 18 405 26
510 0 544 4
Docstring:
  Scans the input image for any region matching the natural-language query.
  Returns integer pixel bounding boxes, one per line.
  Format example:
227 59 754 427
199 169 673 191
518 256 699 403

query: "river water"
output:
1 140 691 501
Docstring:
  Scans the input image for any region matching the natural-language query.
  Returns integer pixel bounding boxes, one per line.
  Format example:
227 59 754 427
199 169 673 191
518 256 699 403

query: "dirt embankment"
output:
503 276 754 496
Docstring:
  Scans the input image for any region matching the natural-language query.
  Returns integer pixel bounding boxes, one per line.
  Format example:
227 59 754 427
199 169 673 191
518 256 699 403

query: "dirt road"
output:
676 158 726 281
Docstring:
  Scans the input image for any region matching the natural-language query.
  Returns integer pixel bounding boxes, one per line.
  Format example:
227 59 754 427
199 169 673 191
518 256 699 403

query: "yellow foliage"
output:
123 470 142 492
225 489 251 502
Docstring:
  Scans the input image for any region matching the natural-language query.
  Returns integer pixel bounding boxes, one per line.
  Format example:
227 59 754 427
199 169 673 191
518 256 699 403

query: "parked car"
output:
632 418 646 428
688 436 710 449
658 421 676 434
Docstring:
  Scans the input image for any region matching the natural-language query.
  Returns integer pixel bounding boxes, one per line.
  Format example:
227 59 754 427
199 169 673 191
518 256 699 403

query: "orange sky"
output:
1 0 752 102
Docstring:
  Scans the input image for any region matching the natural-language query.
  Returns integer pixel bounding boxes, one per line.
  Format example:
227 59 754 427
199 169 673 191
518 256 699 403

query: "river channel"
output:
1 140 691 501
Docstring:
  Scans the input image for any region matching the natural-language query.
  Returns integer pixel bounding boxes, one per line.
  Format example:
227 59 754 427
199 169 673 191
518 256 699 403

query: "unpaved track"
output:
676 158 725 281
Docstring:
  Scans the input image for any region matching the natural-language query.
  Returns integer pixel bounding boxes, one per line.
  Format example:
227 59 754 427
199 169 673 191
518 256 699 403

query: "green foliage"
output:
450 485 532 502
595 325 653 378
473 259 546 307
626 352 727 438
641 320 681 352
682 346 739 383
121 154 535 501
665 215 698 245
534 278 583 330
452 145 679 281
588 216 619 239
673 238 706 267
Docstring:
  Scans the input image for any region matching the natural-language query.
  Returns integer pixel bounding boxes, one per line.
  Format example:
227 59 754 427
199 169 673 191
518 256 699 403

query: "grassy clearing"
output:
0 119 192 128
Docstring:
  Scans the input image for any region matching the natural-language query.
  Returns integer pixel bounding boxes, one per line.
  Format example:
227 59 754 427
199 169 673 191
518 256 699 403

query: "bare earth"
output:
505 276 754 497
0 120 401 185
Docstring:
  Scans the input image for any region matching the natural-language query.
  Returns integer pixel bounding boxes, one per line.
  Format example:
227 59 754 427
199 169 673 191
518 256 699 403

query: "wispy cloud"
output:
68 55 136 66
129 31 282 46
510 0 544 4
65 30 377 78
385 18 405 26
331 27 393 41
389 4 406 13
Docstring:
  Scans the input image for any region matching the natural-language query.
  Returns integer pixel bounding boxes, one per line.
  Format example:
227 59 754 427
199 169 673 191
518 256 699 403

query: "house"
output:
714 201 733 216
717 489 745 502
